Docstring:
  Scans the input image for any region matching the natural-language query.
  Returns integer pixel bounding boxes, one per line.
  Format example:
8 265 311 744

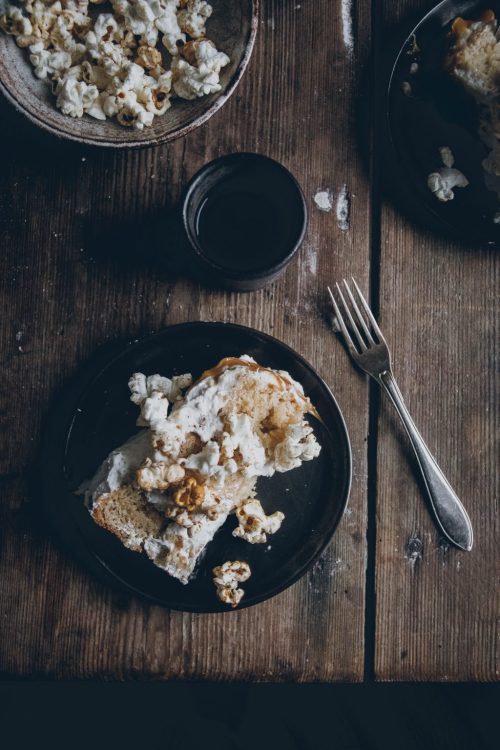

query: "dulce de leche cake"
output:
83 355 322 603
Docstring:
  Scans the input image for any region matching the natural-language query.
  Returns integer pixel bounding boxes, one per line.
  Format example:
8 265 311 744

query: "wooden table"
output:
0 0 498 682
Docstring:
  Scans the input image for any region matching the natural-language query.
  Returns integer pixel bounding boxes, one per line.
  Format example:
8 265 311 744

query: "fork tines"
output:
327 279 386 355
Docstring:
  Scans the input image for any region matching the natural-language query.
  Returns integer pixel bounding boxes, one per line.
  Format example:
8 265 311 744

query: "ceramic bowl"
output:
0 0 258 148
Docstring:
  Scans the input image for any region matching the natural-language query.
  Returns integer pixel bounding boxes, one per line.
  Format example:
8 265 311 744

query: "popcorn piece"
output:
146 71 172 114
173 475 205 511
180 37 228 72
135 43 162 69
155 0 185 54
212 560 251 607
177 0 212 39
233 499 284 544
136 457 185 491
129 371 191 406
80 60 111 88
427 168 469 202
55 76 98 116
129 371 193 427
0 6 33 37
172 38 229 99
273 421 321 472
29 45 72 78
86 91 107 119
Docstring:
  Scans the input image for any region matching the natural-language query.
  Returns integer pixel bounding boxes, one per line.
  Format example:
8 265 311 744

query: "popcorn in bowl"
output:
0 0 230 129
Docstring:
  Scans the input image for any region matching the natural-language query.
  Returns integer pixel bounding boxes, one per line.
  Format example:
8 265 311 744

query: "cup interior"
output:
183 153 308 279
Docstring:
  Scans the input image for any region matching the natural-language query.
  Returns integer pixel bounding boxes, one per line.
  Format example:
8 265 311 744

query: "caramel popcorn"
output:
0 0 229 129
233 499 284 544
213 560 251 608
136 457 185 492
173 476 205 511
135 43 162 69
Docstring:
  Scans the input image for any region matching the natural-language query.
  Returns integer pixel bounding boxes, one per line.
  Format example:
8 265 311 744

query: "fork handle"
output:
379 371 473 551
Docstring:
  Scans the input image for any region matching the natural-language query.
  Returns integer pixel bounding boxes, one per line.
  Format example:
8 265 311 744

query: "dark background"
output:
1 682 499 748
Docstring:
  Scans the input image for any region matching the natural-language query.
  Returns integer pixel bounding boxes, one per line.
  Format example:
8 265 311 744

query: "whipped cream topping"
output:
131 355 319 486
84 429 151 506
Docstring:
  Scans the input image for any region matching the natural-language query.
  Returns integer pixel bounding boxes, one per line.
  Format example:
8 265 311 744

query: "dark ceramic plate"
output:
39 322 351 613
382 0 500 246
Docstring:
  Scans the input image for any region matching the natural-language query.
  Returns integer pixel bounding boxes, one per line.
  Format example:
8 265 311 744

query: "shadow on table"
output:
0 682 499 750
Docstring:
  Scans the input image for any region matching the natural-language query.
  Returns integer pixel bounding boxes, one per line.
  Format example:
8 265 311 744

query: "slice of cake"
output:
446 11 500 207
83 355 322 589
446 11 500 103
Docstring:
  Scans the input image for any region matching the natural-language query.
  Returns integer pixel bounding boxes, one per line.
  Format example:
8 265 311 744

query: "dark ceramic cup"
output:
149 153 308 292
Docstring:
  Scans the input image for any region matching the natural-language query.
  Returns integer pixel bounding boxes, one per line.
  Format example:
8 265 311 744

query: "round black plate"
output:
382 0 500 246
39 322 352 613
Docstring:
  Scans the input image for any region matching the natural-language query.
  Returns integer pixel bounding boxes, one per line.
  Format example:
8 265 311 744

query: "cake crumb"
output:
314 190 333 212
336 184 350 231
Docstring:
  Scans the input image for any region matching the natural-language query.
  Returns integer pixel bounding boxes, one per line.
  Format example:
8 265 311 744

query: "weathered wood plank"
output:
0 0 371 680
375 0 500 681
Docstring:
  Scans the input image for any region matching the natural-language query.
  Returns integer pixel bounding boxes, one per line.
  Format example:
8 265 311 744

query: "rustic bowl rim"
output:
0 0 259 149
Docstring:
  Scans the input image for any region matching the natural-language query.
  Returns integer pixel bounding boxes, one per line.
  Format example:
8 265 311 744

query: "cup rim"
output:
182 152 308 282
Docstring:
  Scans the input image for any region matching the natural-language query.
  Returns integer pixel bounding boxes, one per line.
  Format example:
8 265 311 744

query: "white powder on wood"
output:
314 190 333 212
336 184 350 231
341 0 354 55
305 242 318 275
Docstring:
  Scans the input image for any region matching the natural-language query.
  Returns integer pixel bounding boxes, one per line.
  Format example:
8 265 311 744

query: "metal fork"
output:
328 279 473 551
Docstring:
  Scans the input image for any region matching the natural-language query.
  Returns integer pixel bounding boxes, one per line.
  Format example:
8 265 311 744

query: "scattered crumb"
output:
314 190 333 212
341 0 354 56
336 184 350 231
439 146 454 168
306 245 318 276
406 33 420 55
405 532 423 569
15 329 26 353
410 61 419 74
401 81 412 96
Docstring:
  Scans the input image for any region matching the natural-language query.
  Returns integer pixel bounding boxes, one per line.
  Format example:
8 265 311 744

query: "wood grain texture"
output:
374 0 500 681
0 0 371 680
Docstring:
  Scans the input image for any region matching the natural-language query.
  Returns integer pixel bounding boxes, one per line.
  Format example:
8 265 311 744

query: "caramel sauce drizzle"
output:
191 356 319 417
